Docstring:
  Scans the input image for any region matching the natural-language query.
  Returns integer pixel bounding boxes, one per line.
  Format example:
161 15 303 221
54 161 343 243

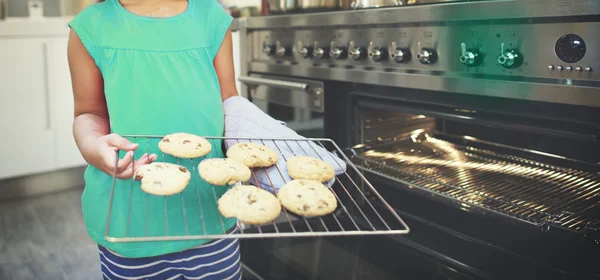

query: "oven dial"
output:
296 41 313 58
497 42 523 69
262 41 274 56
390 42 410 63
313 41 329 59
275 41 290 58
459 42 481 66
330 41 347 60
416 42 437 64
368 42 387 62
348 41 364 60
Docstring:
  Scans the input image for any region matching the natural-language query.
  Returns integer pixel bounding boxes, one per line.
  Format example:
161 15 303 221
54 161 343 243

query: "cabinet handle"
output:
42 42 51 130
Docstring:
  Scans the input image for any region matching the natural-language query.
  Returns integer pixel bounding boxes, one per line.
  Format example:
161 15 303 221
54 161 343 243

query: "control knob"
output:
275 41 290 58
330 41 347 60
368 42 387 62
497 42 523 69
459 42 481 66
348 41 364 60
416 42 437 64
262 41 274 56
296 41 313 58
313 41 329 59
390 42 411 63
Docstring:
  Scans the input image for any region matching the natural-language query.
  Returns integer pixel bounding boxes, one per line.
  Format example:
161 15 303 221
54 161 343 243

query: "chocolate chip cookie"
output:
134 162 191 196
217 185 282 225
226 142 278 168
158 133 212 158
198 158 252 186
277 179 337 217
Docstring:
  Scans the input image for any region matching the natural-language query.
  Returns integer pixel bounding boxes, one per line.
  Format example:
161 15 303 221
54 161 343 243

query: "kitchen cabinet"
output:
0 21 86 180
0 38 57 179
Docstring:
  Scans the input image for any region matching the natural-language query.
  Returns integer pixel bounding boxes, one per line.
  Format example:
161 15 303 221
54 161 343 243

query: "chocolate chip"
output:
308 187 315 190
135 174 143 180
251 155 258 158
183 140 191 144
303 205 310 211
296 194 302 198
247 194 257 204
162 138 170 142
179 167 187 173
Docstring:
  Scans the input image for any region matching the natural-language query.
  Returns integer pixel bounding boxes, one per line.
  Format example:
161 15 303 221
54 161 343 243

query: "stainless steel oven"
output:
239 74 325 138
235 1 600 278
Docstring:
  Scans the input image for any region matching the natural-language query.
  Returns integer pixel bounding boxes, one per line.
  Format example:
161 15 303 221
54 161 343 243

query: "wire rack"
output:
352 136 600 233
104 136 410 243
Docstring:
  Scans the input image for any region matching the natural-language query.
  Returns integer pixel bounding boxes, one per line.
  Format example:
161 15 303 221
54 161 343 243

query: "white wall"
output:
220 0 260 8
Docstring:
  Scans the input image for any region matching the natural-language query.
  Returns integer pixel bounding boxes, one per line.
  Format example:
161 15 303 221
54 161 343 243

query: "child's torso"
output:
70 0 235 258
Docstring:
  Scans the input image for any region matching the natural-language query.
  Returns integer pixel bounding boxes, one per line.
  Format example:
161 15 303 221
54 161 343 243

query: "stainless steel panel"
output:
251 22 600 81
244 0 600 28
242 73 325 112
249 61 600 107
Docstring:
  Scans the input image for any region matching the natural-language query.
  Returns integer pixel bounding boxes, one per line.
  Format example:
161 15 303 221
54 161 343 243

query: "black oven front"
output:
239 80 600 280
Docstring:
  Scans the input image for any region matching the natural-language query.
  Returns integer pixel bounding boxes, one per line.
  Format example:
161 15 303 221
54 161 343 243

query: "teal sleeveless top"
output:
69 0 235 258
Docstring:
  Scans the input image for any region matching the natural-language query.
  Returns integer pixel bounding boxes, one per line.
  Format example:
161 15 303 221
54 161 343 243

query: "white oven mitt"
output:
223 96 347 193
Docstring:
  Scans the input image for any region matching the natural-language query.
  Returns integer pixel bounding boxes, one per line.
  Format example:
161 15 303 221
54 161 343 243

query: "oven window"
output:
350 103 600 234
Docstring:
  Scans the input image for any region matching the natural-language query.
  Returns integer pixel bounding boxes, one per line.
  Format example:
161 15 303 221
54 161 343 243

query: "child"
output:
67 0 241 278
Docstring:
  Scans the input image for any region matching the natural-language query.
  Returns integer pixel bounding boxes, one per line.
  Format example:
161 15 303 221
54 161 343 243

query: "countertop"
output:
0 17 71 37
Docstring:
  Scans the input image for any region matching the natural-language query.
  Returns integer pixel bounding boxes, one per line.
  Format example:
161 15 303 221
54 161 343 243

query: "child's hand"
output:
87 133 158 179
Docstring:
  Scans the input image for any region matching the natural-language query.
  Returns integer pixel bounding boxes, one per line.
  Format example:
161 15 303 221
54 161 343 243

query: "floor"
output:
0 187 100 280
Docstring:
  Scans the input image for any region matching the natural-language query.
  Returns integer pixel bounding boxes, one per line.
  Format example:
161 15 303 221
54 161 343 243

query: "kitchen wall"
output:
221 0 260 8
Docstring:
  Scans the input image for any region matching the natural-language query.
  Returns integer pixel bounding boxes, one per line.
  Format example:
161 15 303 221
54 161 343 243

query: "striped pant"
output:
99 237 242 280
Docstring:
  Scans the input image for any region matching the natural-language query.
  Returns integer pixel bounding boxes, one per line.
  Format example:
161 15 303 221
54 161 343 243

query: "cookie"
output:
217 185 281 225
286 156 335 182
277 179 337 217
134 162 191 196
198 158 252 186
226 142 278 168
158 133 212 158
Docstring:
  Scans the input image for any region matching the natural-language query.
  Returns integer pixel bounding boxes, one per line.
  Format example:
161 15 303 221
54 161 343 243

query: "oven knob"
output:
368 42 387 62
390 42 410 63
313 41 329 59
262 41 274 56
329 41 347 60
296 41 313 58
459 42 481 66
348 41 364 60
275 41 290 58
416 42 437 64
497 42 523 69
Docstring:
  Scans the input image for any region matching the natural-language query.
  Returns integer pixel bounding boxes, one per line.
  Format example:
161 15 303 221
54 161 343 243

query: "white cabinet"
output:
47 37 86 169
0 38 57 179
0 26 86 180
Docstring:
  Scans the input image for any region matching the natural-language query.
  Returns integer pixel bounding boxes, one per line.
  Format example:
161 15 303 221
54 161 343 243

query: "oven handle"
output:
238 76 310 91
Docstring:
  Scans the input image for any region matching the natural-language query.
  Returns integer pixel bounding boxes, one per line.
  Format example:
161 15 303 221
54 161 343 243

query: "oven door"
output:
239 74 325 138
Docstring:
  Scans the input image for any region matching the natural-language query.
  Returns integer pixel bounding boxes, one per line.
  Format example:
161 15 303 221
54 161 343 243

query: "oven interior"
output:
348 93 600 234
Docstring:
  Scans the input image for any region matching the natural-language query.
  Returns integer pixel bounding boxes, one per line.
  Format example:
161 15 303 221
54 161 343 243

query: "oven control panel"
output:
250 22 598 81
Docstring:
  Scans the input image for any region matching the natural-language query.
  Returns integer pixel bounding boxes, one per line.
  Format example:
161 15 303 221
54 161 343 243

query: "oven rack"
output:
351 137 600 233
104 136 410 243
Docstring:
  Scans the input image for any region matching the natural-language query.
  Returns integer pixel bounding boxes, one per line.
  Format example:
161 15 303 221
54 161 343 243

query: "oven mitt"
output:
223 96 347 193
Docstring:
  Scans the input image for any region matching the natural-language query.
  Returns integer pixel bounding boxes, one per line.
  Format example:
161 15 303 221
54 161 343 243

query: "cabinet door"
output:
0 38 56 179
47 37 87 169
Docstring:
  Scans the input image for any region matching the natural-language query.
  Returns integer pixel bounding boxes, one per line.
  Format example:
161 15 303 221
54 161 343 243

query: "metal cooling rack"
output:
105 136 410 243
352 136 600 233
